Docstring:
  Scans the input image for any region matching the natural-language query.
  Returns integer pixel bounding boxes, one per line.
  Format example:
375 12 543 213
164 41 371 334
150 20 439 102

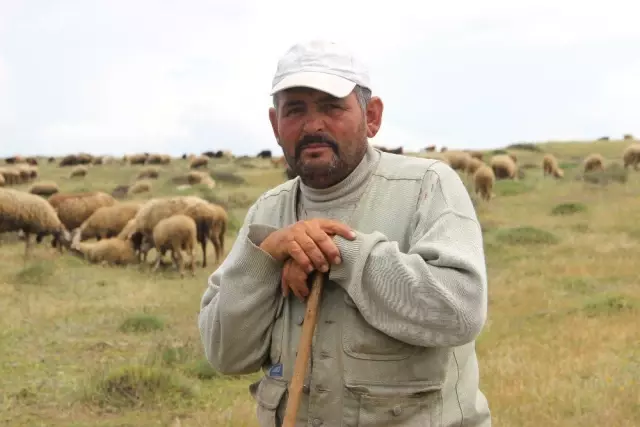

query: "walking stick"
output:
282 271 325 427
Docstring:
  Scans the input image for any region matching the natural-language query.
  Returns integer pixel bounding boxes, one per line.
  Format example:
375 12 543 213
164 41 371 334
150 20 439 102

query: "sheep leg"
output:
23 231 31 259
190 248 196 276
151 249 165 272
200 237 207 268
210 234 221 265
171 250 184 278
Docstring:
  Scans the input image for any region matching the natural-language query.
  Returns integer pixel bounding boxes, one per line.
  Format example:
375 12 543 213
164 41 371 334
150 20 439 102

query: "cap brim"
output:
270 71 356 98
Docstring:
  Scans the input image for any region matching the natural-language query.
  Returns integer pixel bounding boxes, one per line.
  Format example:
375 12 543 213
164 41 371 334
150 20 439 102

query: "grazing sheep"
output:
70 165 88 178
490 154 518 180
129 180 152 194
473 165 495 202
466 157 484 176
622 143 640 170
0 173 4 187
469 151 484 161
187 171 216 188
39 191 116 248
443 151 472 171
583 153 605 173
111 184 130 199
72 201 143 242
189 156 209 169
507 153 518 163
542 154 564 178
137 166 160 180
28 180 60 197
0 168 20 185
182 201 228 266
0 188 70 257
146 154 171 165
70 237 139 266
128 153 148 165
140 214 198 277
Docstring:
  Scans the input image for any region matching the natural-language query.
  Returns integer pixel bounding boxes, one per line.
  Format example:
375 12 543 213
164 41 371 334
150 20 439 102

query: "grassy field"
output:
1 140 639 426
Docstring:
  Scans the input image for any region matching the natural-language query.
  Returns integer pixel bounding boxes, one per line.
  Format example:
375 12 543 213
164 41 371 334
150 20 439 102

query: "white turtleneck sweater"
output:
198 143 491 427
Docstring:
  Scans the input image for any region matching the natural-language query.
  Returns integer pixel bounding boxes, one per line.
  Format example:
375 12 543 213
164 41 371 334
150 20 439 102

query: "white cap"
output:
270 40 371 98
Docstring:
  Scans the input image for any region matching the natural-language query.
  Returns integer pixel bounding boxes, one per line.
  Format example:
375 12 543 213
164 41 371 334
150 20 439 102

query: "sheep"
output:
38 191 116 248
622 143 640 170
0 188 70 257
71 201 143 242
128 153 148 165
473 165 495 202
70 237 139 266
182 201 228 266
443 151 472 171
146 154 171 165
186 171 216 188
129 180 152 194
542 154 564 178
490 154 518 180
507 153 518 164
137 166 160 180
583 153 605 173
70 165 88 178
0 168 20 185
466 157 484 176
469 151 484 161
28 180 60 197
140 214 198 277
0 173 4 187
189 156 209 169
125 196 226 266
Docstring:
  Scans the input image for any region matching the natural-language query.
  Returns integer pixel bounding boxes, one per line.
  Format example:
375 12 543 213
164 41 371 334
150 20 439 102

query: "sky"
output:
1 0 639 158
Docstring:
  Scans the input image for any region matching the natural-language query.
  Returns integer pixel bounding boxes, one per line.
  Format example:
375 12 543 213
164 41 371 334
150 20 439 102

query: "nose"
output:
302 109 326 134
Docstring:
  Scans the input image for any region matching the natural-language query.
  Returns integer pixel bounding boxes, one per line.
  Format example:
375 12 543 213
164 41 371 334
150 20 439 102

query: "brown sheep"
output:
0 173 4 187
70 165 88 178
70 237 139 266
0 188 71 257
542 154 564 178
28 180 60 197
490 154 518 180
443 151 472 171
473 165 495 201
137 166 159 180
622 143 640 170
129 180 152 194
189 156 209 169
38 191 116 248
72 201 143 242
140 214 198 277
182 201 228 266
469 151 484 161
507 153 518 163
466 157 484 176
128 153 148 165
583 153 605 173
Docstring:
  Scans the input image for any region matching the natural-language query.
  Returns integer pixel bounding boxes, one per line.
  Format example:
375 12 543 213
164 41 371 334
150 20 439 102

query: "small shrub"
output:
494 226 560 245
582 295 635 317
119 314 164 333
83 364 196 409
226 192 252 209
14 261 56 286
507 143 542 152
209 171 246 185
559 162 579 170
581 164 628 185
185 359 220 380
494 180 532 196
492 149 507 155
551 202 587 216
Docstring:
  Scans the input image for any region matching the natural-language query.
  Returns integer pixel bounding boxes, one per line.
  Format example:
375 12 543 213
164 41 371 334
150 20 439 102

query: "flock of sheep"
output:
1 142 639 277
418 142 640 202
0 151 233 278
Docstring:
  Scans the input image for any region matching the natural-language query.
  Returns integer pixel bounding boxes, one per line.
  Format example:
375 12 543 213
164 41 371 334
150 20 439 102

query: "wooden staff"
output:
282 271 325 427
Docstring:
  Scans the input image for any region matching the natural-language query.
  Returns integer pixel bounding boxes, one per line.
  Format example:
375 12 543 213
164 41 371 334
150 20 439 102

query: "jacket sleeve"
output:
328 162 488 348
198 200 283 374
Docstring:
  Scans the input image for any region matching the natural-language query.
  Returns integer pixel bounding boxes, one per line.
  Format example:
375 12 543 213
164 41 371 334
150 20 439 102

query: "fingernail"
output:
333 256 341 265
320 265 328 273
306 265 314 274
350 230 356 239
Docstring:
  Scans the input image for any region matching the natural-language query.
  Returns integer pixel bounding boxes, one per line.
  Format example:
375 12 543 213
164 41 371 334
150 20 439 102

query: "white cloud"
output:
0 0 639 157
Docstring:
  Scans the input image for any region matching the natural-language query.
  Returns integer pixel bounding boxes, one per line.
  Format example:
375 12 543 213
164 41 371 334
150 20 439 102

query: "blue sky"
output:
1 0 639 158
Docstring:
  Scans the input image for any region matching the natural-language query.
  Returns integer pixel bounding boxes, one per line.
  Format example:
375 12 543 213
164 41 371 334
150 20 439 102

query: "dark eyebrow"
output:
317 95 341 104
283 100 306 109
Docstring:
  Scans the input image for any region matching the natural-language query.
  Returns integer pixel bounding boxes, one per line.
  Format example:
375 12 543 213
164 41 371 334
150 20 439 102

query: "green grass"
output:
2 140 640 426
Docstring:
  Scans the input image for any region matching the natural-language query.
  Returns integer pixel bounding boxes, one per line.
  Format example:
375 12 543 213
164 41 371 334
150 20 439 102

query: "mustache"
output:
295 134 339 158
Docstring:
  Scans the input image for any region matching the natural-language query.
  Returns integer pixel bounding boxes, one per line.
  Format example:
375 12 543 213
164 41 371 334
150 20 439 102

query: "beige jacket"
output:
199 147 492 426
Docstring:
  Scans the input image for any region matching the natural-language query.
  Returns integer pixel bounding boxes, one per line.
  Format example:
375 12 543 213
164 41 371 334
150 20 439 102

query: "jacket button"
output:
392 405 402 416
296 315 304 325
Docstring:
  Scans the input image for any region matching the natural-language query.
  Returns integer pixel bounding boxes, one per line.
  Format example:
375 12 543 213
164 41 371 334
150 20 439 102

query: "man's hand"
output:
259 218 355 274
281 258 310 301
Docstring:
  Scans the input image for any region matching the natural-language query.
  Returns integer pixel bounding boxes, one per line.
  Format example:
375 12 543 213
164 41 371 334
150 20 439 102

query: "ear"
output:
269 107 281 146
365 96 383 138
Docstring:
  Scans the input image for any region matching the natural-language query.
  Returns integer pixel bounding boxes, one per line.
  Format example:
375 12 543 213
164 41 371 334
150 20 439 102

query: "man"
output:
198 40 492 427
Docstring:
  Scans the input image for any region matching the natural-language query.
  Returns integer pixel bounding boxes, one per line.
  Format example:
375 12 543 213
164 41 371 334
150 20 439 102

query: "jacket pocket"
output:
252 376 288 427
346 383 442 427
342 294 417 361
269 294 286 365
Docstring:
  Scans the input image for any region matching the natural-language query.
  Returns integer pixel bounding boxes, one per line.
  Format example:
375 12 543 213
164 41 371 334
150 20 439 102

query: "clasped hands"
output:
259 219 356 301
